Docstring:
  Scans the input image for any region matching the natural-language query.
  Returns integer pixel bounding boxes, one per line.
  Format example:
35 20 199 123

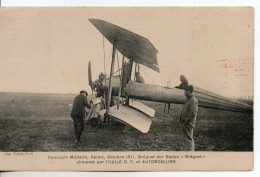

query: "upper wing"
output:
89 19 160 73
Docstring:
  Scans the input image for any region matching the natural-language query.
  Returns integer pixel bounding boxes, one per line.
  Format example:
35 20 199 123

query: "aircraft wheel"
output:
89 117 100 128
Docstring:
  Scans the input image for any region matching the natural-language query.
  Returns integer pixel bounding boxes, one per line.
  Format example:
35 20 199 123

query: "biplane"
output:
87 19 253 133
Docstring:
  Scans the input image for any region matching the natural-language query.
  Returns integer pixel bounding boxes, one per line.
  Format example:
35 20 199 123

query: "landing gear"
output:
104 113 112 124
164 103 171 114
89 116 101 128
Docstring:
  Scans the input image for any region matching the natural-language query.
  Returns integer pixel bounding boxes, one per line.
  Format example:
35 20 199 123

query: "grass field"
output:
0 92 253 151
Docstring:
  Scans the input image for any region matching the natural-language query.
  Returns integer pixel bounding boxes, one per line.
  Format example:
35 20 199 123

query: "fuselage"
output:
92 76 252 113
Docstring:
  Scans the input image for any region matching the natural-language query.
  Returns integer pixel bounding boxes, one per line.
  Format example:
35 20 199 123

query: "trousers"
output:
181 123 195 151
72 116 84 141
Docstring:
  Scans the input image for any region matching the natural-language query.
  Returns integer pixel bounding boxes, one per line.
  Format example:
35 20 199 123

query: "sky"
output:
0 7 254 97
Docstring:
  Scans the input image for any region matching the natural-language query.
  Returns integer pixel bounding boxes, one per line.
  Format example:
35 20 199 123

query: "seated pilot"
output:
135 72 145 83
175 75 188 89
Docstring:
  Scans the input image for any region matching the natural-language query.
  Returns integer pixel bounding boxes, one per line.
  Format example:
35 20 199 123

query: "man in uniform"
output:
180 85 198 151
71 90 91 144
135 72 145 83
175 75 189 89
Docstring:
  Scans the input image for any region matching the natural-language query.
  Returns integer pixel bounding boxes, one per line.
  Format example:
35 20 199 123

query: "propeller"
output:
88 61 93 86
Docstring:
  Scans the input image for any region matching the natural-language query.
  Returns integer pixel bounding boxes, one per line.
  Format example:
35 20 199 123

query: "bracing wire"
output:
141 69 155 82
193 77 230 96
196 78 221 94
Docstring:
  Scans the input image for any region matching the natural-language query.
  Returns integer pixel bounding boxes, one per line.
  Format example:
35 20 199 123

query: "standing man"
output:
71 90 91 144
180 85 198 151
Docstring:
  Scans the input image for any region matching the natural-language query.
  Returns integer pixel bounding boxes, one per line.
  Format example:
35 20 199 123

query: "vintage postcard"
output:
0 7 254 171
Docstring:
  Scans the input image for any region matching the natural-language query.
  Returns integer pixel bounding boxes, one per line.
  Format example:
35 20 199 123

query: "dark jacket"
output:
180 94 198 128
136 75 145 83
71 94 91 118
176 81 188 89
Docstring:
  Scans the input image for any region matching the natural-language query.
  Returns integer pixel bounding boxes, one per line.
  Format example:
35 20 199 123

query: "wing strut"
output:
117 52 125 109
126 59 134 105
107 41 117 113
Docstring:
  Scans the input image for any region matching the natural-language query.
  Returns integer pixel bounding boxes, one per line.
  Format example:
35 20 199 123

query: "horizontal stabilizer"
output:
98 105 152 133
129 99 155 117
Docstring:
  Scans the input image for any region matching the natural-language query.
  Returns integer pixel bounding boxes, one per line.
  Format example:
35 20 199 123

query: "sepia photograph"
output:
0 7 254 171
